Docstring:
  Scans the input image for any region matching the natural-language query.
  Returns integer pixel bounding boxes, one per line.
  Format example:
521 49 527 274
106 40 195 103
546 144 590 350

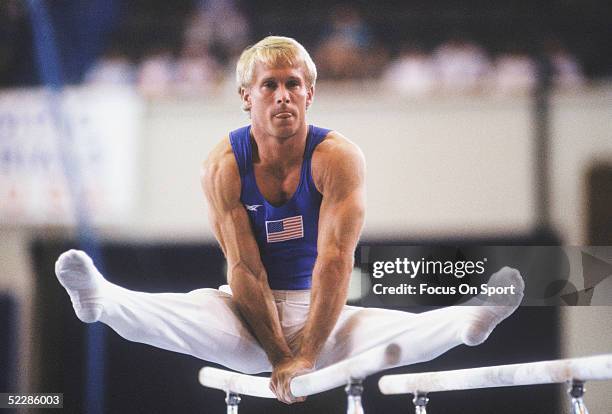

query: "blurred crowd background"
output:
2 0 611 97
1 1 612 413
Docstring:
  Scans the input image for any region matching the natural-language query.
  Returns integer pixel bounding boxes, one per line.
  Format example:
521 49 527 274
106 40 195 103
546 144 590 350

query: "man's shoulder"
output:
313 130 364 168
203 136 235 171
311 130 365 194
201 136 240 192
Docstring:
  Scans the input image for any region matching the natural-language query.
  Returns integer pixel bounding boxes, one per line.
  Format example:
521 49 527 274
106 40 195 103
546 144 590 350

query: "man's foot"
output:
55 249 107 323
460 266 525 346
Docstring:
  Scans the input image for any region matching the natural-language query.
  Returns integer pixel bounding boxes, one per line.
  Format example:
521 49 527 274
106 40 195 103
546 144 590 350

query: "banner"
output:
0 87 142 226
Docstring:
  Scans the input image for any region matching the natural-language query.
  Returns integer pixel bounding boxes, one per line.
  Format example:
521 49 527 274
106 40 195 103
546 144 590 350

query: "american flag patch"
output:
265 215 304 243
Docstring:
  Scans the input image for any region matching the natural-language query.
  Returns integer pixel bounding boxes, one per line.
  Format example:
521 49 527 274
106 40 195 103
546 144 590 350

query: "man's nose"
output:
275 86 290 104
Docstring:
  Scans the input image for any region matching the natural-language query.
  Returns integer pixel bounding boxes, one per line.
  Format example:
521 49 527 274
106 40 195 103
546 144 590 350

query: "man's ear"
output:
306 84 315 110
240 87 252 111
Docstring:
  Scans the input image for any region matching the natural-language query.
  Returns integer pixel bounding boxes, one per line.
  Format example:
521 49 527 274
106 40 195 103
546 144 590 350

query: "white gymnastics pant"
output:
96 283 471 374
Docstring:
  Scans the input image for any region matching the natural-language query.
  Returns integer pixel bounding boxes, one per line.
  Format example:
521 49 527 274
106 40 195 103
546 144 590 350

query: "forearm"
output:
229 267 293 365
298 254 353 363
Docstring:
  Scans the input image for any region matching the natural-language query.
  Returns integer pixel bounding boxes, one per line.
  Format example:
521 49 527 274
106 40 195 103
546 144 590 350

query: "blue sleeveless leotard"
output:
229 125 331 289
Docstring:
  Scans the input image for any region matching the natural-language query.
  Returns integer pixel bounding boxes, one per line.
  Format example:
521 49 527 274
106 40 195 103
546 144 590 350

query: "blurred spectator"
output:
184 0 250 65
545 39 585 90
492 45 537 95
382 43 436 97
136 47 175 98
84 47 135 86
315 4 377 79
174 44 221 97
184 11 213 50
433 35 491 94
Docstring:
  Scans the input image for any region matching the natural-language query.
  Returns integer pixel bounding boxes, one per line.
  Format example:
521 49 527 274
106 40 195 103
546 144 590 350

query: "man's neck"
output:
250 124 309 169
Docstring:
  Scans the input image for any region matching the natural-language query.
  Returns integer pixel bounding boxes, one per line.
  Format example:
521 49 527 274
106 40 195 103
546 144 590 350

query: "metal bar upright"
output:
345 377 365 414
413 392 429 414
225 391 241 414
568 381 589 414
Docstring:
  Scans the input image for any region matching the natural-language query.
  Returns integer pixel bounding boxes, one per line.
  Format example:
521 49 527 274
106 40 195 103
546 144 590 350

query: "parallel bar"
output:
378 353 612 395
200 368 274 398
199 342 401 398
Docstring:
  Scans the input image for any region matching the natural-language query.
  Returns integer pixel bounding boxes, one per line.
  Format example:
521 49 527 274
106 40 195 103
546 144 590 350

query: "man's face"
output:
241 61 314 140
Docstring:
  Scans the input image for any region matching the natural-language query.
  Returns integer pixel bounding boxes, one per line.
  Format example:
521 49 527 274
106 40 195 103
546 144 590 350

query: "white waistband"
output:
272 289 311 303
219 285 311 304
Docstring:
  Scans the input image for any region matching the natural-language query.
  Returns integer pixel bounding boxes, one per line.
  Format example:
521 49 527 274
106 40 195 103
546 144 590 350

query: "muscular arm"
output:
201 138 292 367
267 132 366 403
299 132 366 363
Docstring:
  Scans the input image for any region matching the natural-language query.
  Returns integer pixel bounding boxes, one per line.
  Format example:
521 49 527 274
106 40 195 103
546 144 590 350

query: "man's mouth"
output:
274 112 293 119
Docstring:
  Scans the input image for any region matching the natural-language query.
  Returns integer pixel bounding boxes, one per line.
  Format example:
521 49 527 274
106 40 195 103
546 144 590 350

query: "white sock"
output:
460 266 525 346
55 249 108 323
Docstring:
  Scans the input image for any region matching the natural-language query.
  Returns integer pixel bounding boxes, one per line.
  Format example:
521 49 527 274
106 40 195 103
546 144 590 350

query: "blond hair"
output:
236 36 317 93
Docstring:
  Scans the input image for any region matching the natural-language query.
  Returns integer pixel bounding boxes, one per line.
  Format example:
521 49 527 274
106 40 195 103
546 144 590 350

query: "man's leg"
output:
55 250 271 374
317 267 524 369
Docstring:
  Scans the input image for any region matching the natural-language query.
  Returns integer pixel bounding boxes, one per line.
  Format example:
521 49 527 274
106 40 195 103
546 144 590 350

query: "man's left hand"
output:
269 356 314 404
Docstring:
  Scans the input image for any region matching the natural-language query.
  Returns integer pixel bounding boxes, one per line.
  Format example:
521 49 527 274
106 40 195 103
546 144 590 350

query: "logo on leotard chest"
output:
265 216 304 243
245 204 262 212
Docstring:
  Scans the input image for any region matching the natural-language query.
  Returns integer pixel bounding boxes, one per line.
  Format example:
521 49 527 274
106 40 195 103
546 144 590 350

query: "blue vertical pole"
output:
26 1 106 413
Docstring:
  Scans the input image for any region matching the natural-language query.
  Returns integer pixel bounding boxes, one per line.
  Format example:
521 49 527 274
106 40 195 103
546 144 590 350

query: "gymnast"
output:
55 36 524 404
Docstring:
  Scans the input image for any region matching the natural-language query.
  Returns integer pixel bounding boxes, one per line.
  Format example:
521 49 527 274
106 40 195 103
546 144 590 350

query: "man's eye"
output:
264 82 276 88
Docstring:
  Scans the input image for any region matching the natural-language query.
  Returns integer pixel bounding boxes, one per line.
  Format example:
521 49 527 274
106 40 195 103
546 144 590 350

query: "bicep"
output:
316 149 366 258
317 187 365 258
